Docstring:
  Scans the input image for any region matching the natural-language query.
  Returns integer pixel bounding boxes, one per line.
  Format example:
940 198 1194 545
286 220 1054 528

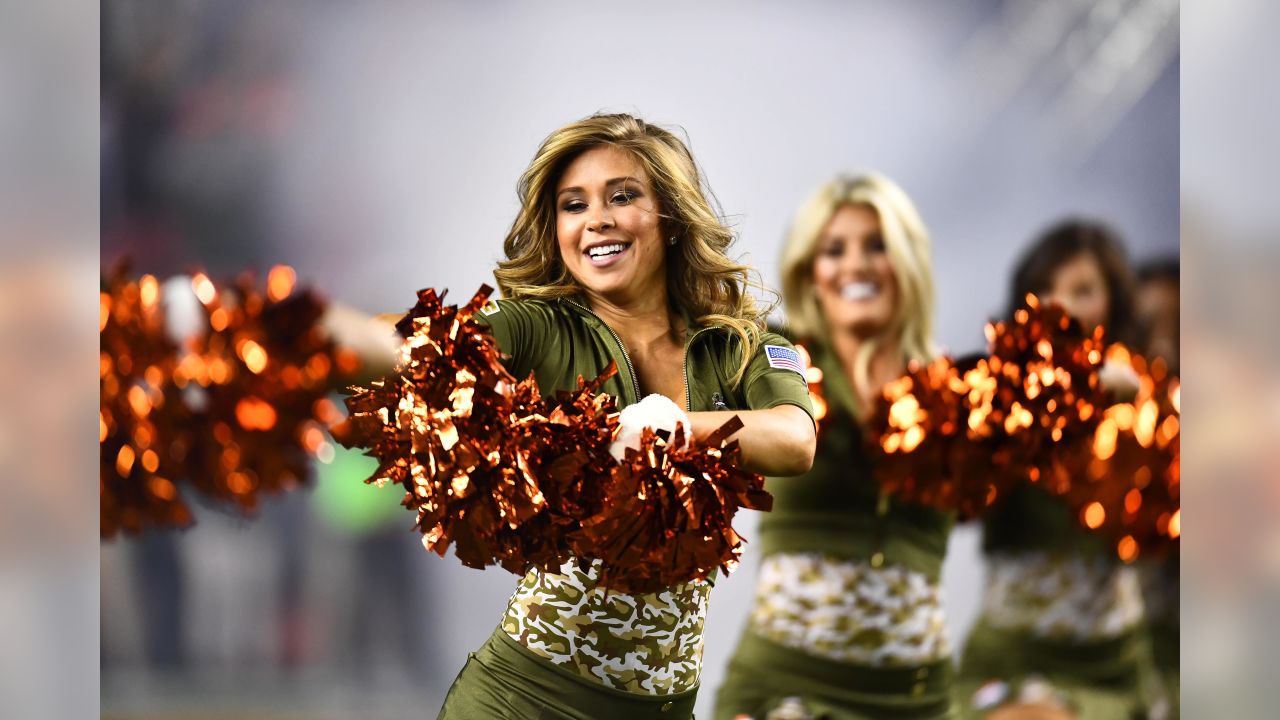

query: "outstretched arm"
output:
689 404 816 477
320 305 399 382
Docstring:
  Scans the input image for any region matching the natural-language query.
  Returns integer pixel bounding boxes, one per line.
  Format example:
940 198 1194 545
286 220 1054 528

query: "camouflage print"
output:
981 551 1145 640
747 552 950 666
501 557 710 694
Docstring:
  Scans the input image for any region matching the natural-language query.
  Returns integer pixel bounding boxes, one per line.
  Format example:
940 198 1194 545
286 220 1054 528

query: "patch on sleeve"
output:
480 300 501 316
764 345 805 375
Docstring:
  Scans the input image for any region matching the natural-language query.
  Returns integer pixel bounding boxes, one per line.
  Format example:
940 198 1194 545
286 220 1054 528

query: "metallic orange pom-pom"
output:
339 286 770 591
100 268 194 535
100 265 350 536
866 296 1110 519
1066 351 1180 561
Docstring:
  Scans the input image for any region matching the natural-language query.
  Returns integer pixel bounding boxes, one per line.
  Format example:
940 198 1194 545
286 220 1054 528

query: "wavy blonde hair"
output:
779 173 935 409
494 113 769 384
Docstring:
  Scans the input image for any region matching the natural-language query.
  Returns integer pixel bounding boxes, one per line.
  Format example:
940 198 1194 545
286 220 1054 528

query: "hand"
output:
323 305 399 380
609 393 690 461
1098 359 1141 401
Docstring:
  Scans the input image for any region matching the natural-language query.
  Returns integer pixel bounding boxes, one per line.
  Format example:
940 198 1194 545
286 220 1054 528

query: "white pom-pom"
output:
162 275 205 346
1099 359 1141 401
608 393 690 462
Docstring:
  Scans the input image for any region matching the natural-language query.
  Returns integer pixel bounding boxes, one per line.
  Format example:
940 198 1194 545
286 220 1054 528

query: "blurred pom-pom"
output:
866 295 1110 519
1068 349 1180 562
100 264 350 536
100 267 195 535
793 343 830 428
867 356 1017 520
864 297 1179 551
175 267 355 513
986 295 1109 492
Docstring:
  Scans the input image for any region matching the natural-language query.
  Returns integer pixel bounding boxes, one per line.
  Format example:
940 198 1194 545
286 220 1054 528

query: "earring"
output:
667 236 678 246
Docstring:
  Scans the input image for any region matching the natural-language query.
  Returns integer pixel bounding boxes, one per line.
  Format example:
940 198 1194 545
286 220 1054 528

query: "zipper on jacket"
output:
567 297 729 412
603 320 641 403
568 298 641 403
681 327 711 412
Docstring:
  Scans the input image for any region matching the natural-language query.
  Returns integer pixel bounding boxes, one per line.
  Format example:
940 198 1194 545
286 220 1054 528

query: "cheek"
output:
1086 291 1110 326
556 216 581 257
811 257 838 288
865 256 900 316
627 207 663 244
873 256 898 294
1050 292 1098 328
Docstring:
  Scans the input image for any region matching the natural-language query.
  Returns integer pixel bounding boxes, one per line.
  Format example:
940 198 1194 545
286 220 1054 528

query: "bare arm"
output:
688 404 816 477
319 304 399 382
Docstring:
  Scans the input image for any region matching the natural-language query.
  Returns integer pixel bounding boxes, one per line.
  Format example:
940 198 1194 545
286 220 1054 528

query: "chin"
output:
831 314 893 337
576 276 627 298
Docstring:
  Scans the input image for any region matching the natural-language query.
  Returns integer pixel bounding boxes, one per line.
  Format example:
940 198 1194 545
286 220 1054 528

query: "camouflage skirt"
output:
713 630 956 720
437 627 700 719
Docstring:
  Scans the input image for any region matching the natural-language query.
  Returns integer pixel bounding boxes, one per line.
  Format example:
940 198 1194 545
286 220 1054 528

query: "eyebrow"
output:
556 177 643 197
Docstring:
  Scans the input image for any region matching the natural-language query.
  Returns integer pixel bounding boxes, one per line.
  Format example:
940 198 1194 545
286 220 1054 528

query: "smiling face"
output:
555 145 668 306
811 203 899 337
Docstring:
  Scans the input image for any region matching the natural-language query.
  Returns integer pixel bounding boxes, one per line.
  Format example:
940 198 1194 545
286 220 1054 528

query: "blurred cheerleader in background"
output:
957 220 1167 720
715 173 958 720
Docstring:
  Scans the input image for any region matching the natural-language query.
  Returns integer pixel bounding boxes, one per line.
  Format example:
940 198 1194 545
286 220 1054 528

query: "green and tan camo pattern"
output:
747 552 951 666
982 551 1145 640
501 558 710 694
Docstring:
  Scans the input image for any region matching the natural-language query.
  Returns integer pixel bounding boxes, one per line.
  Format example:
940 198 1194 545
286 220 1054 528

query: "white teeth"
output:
587 243 627 259
841 282 879 301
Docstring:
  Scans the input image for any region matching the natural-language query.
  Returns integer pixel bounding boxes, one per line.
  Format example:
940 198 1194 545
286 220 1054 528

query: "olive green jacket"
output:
758 337 955 579
475 296 814 418
982 484 1112 556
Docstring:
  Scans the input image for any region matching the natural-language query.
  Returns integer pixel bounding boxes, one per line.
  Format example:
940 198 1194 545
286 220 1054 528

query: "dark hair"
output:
1135 256 1179 285
1007 218 1140 346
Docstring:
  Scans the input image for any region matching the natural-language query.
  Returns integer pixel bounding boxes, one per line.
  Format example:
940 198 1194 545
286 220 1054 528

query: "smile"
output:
841 281 880 301
584 242 631 267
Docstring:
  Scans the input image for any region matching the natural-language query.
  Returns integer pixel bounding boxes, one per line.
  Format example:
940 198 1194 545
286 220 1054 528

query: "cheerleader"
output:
435 113 818 720
714 173 957 720
957 220 1165 720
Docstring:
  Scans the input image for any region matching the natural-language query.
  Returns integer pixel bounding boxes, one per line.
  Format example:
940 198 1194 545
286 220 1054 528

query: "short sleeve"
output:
742 332 815 424
473 298 554 380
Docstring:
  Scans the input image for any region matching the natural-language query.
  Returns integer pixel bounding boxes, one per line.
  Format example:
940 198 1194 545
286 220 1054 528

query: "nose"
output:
844 245 873 275
586 206 615 233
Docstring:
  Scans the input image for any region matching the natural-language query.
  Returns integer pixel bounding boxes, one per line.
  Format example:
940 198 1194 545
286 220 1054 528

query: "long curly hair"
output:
494 113 769 384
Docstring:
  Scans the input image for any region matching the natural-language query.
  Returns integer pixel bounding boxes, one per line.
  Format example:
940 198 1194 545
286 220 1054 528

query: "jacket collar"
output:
559 295 710 342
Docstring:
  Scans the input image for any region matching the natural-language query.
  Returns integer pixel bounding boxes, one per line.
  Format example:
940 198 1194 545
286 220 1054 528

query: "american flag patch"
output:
765 345 805 375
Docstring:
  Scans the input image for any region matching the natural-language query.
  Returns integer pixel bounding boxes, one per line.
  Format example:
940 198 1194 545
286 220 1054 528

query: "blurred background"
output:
99 1 1181 718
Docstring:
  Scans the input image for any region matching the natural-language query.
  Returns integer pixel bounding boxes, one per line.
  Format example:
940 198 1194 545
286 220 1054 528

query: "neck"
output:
828 326 905 408
583 285 681 347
